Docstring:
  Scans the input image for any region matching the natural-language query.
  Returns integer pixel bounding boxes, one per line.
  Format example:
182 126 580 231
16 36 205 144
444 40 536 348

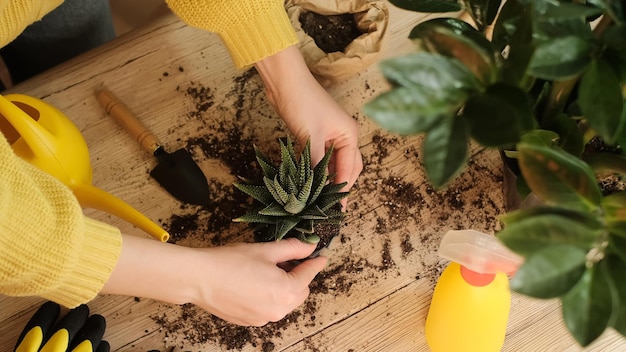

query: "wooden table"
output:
1 6 624 352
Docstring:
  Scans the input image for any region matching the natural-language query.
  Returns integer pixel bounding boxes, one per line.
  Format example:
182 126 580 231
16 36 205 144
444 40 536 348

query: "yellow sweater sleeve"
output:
0 134 122 308
165 0 298 69
0 0 63 48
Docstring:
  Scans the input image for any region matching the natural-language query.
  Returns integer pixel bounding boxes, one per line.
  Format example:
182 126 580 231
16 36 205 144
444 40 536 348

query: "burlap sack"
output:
286 0 389 86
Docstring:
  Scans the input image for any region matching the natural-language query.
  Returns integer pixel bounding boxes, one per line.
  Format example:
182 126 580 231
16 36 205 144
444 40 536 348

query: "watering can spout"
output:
73 184 169 242
0 93 169 242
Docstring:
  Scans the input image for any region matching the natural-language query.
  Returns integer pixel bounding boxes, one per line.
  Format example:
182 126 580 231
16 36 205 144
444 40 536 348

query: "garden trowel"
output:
96 88 210 206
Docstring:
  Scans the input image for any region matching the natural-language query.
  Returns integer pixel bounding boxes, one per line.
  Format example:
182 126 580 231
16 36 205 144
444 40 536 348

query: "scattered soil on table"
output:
299 11 363 53
150 68 506 351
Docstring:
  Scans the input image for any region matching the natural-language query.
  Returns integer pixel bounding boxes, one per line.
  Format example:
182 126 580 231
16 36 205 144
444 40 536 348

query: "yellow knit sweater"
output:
0 0 298 69
0 0 297 306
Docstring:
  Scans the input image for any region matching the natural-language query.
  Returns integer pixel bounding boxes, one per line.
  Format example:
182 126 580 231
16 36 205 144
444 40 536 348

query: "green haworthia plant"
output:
233 137 348 244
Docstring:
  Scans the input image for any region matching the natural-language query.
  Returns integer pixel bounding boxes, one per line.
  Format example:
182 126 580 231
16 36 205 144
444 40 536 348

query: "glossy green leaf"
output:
562 262 615 346
500 206 602 230
529 36 592 80
378 52 482 91
410 18 497 84
517 142 602 211
520 129 560 147
498 213 598 257
364 87 455 135
463 83 534 147
579 59 624 144
423 115 469 188
511 245 586 298
607 255 626 336
547 114 584 157
388 0 462 13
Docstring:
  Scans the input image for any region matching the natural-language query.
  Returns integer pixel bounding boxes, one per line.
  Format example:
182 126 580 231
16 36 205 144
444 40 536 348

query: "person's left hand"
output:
14 301 109 352
255 45 363 207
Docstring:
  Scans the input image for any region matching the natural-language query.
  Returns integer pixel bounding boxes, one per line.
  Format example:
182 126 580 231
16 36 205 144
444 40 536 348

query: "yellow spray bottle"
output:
425 230 523 352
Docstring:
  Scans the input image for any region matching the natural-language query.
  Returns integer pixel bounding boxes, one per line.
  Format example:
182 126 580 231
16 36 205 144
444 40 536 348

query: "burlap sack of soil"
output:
285 0 389 86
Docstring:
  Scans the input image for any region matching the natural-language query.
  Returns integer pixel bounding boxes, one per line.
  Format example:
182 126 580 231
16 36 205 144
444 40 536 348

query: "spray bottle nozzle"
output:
438 230 523 275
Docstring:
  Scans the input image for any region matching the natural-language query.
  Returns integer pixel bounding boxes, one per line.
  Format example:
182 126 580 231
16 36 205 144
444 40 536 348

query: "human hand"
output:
102 235 327 327
14 301 109 352
255 46 363 206
195 238 328 326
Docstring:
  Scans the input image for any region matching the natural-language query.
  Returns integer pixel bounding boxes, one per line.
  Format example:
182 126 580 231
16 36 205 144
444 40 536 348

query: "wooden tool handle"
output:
96 88 160 153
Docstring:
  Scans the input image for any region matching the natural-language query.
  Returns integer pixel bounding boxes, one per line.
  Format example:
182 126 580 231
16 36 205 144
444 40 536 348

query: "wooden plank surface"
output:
1 4 625 351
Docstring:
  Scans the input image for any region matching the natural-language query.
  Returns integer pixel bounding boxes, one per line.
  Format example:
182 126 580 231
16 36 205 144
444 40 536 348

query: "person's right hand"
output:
195 238 328 326
102 235 327 327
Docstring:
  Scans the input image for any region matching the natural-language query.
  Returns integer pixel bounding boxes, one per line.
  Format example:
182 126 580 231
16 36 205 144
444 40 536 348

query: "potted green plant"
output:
363 0 626 347
233 137 348 258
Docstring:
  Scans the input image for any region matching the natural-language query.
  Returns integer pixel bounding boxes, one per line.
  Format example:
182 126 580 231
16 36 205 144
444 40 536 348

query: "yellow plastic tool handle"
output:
73 184 169 242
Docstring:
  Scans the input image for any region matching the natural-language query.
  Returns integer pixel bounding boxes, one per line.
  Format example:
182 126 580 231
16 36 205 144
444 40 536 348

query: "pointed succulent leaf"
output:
274 217 300 241
285 174 298 195
303 234 321 244
510 244 587 299
298 170 314 203
309 173 329 204
272 175 290 204
301 140 313 186
295 219 315 234
259 202 292 216
233 182 274 205
562 262 615 346
316 191 350 212
279 140 297 185
233 211 278 224
263 176 285 205
323 208 344 220
254 145 277 179
321 182 347 195
285 136 298 165
300 205 329 220
284 193 307 214
313 144 334 181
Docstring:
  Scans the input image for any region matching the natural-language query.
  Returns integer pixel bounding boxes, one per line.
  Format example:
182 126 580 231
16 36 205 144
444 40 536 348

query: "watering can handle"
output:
0 94 56 159
96 89 160 154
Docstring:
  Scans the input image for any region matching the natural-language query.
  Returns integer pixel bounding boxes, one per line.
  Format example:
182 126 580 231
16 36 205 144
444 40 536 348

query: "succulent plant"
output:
233 137 348 244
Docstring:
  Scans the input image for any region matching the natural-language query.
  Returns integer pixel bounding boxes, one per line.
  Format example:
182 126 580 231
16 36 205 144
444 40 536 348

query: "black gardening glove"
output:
14 301 110 352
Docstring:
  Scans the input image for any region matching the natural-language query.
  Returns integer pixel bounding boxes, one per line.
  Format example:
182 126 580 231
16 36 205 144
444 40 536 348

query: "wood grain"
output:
1 5 624 352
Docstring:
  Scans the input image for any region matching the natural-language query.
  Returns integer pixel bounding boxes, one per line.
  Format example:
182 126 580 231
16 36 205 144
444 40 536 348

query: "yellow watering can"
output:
0 93 169 242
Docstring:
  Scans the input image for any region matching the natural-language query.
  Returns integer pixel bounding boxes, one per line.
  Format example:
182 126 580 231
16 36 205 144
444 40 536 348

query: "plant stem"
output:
541 77 577 127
